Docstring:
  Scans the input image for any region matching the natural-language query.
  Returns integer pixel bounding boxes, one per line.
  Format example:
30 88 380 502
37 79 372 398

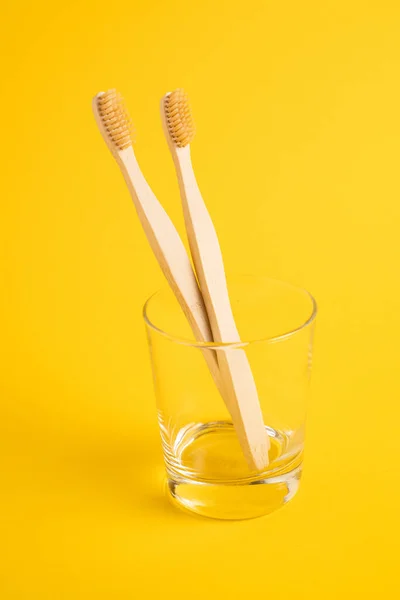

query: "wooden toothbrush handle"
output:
175 147 270 470
118 148 224 396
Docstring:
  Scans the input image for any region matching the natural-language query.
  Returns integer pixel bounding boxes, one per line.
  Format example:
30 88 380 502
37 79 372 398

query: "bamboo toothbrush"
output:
161 89 270 471
92 89 224 395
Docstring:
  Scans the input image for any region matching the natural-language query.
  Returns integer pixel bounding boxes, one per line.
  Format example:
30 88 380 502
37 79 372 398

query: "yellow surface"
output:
1 0 399 597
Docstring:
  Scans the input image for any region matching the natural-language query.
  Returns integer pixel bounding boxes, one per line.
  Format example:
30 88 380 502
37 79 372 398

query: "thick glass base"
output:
165 421 303 520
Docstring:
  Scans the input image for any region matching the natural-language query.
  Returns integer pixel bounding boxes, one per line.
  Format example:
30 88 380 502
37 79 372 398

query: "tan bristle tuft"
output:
97 89 134 150
165 89 195 148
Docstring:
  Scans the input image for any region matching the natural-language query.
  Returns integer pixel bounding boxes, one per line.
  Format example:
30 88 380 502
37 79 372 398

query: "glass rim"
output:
142 275 317 349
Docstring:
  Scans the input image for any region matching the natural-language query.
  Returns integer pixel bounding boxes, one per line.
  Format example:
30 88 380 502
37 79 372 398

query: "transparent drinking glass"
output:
143 275 317 520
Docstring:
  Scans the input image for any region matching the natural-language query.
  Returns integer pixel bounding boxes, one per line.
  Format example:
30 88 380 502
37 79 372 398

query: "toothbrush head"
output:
93 89 134 152
163 88 196 148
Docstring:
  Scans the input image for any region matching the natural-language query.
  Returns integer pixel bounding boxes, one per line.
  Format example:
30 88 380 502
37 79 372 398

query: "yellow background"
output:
1 0 399 597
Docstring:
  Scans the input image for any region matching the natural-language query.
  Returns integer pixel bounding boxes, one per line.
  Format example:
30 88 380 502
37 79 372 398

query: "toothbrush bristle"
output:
164 88 196 148
96 89 134 150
